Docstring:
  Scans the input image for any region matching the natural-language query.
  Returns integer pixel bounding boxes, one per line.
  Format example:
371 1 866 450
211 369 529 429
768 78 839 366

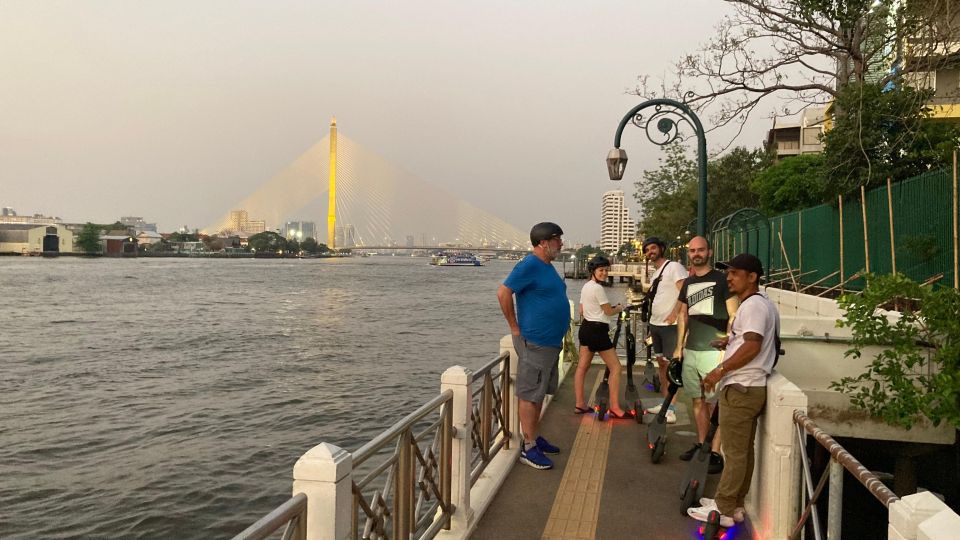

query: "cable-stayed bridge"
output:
204 129 529 250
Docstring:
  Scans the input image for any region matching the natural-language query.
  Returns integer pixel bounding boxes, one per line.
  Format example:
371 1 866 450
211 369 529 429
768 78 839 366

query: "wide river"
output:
1 256 583 539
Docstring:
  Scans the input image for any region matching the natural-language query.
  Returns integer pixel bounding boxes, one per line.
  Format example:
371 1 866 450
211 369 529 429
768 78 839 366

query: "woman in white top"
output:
573 255 631 418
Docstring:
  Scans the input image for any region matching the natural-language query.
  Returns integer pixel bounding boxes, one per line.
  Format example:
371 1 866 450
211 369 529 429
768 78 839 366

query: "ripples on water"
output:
0 256 583 538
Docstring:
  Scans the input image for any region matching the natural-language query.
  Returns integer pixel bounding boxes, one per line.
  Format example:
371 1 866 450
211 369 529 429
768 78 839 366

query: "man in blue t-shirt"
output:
497 222 570 470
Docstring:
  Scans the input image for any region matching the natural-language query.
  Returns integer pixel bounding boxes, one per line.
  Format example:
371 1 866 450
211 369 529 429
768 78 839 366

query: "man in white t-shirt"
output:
687 253 780 528
641 236 687 423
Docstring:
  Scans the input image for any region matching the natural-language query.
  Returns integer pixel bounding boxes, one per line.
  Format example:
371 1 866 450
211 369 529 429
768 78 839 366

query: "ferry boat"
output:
430 252 483 266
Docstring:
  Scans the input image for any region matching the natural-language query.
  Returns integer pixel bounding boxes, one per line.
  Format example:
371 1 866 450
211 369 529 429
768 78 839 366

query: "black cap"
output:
716 253 764 276
642 236 665 251
529 222 563 246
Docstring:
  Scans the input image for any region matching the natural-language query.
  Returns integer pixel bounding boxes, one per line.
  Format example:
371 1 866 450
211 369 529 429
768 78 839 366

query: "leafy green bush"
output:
831 273 960 429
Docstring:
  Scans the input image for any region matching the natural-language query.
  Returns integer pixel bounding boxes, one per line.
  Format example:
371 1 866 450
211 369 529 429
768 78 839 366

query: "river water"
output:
0 256 583 539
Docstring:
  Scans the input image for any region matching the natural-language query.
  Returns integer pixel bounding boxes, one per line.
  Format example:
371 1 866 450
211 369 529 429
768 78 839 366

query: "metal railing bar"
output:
471 351 510 382
355 452 399 489
791 433 830 540
469 436 507 484
793 411 899 507
413 416 444 443
354 391 453 466
795 423 822 540
419 510 449 540
230 493 307 540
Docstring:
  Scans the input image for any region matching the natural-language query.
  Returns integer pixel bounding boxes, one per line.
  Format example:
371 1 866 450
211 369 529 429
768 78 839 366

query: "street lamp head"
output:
606 148 628 181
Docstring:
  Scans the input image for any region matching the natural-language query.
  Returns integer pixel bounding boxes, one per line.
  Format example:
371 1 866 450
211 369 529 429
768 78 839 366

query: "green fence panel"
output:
765 167 957 291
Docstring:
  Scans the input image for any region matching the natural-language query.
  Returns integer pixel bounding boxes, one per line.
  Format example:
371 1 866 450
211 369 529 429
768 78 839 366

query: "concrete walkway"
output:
473 365 753 539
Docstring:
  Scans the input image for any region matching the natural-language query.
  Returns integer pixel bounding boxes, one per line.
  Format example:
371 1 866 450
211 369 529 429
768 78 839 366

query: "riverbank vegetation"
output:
832 273 960 430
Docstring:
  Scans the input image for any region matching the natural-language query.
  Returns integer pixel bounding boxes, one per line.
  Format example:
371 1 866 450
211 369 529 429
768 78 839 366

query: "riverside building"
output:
600 189 636 255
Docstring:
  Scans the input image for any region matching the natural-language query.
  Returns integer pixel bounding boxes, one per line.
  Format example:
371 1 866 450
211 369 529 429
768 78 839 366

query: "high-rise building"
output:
120 216 158 233
284 221 317 241
600 190 636 255
334 224 357 248
246 220 266 234
228 210 249 233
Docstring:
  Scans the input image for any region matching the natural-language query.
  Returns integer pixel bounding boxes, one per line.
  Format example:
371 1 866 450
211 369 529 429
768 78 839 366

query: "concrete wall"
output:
747 373 807 539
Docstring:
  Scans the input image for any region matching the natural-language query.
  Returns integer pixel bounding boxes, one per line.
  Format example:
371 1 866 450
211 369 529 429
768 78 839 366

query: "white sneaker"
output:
687 501 734 528
646 404 663 414
697 498 745 523
665 409 677 424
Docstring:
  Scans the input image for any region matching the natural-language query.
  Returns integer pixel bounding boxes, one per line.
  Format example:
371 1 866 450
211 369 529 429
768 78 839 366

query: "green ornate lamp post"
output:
606 98 709 236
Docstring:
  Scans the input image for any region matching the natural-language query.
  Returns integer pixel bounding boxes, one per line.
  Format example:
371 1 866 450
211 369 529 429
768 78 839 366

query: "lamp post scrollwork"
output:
606 98 709 236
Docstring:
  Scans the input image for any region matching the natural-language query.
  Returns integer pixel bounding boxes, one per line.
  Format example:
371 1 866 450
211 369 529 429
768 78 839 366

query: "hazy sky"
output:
0 1 775 244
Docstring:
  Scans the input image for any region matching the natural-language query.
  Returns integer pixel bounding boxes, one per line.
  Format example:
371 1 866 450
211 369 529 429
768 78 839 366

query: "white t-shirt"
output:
580 280 613 324
649 260 688 326
721 292 780 388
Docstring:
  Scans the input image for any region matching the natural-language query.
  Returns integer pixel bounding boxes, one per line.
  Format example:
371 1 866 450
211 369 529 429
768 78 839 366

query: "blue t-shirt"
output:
503 254 569 347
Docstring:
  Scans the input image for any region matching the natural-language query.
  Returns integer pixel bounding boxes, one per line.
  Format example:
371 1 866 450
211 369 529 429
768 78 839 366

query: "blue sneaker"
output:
536 436 560 454
520 445 554 470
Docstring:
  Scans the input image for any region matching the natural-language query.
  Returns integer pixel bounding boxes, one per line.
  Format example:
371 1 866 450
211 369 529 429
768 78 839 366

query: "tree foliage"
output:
634 144 771 238
248 231 287 253
822 82 960 194
832 273 960 430
76 223 102 254
635 0 958 143
707 146 771 218
751 153 827 214
634 143 698 240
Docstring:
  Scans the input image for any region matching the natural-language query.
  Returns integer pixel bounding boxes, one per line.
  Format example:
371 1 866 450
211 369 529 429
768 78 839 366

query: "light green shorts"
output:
682 348 723 401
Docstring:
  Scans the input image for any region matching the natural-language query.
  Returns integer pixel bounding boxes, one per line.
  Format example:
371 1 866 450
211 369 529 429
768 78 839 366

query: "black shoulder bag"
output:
640 261 673 323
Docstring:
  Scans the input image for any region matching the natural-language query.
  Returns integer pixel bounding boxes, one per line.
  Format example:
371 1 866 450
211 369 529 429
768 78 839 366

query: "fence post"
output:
499 335 521 445
441 365 475 533
292 442 352 540
889 491 956 540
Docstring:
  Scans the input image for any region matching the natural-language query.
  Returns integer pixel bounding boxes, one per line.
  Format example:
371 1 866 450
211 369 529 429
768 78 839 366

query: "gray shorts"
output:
512 335 560 403
649 324 677 360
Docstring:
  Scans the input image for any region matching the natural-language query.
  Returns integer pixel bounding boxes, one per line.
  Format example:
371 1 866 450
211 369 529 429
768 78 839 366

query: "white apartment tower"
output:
600 190 636 254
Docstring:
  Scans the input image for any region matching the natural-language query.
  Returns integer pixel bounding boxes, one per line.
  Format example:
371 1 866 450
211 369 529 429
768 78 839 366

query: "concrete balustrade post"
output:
889 491 960 540
441 365 475 533
499 335 521 444
292 442 352 540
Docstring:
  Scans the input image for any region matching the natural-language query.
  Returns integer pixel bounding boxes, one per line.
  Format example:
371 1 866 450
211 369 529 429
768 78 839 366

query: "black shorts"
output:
649 324 678 359
578 320 614 352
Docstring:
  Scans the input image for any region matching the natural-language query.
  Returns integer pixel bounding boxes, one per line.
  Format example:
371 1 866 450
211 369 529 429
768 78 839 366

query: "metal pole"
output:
827 460 843 540
887 178 896 274
860 185 870 274
839 195 845 295
953 149 958 289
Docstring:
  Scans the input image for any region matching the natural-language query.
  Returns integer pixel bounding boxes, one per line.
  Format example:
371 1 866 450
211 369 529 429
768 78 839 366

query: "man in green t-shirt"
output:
673 236 738 473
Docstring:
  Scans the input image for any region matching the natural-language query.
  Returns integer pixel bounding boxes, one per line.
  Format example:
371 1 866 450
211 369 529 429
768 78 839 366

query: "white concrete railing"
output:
284 315 576 540
750 371 960 539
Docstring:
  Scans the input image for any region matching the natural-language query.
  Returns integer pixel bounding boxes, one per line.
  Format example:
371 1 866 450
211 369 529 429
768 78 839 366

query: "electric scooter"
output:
592 305 641 421
646 357 683 462
641 328 661 394
680 406 720 514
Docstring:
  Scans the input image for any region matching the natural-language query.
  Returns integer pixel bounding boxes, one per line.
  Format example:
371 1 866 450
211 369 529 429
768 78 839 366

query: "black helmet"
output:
587 254 611 274
529 222 564 246
642 236 666 252
667 358 684 387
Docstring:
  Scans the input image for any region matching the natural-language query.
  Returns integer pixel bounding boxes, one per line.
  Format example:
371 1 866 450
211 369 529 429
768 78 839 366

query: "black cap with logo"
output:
716 253 764 277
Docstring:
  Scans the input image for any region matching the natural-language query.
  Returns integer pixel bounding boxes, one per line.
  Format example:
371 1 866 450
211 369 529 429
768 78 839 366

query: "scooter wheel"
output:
633 401 643 424
680 479 699 515
651 439 666 463
704 510 722 538
596 401 607 421
653 374 661 393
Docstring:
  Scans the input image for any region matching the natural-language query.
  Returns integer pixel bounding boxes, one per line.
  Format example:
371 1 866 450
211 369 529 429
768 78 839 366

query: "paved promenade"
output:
473 365 753 539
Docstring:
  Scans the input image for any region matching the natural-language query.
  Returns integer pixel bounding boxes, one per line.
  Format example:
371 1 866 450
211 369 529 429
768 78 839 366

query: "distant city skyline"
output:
1 1 776 244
